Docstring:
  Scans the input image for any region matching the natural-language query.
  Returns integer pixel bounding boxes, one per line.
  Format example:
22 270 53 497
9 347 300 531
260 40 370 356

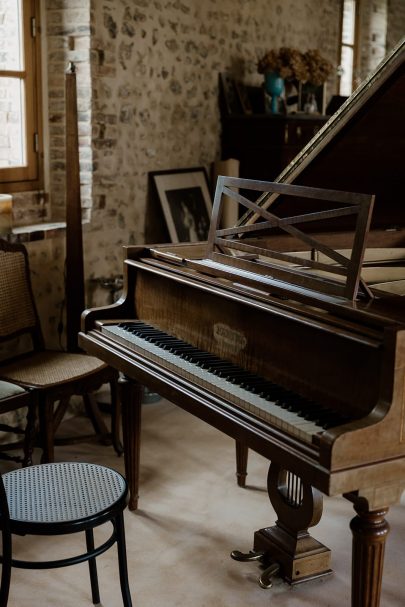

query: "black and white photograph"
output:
150 167 212 243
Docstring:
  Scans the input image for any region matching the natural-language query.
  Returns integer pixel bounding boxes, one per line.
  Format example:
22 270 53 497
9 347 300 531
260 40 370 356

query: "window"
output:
0 0 43 193
338 0 359 96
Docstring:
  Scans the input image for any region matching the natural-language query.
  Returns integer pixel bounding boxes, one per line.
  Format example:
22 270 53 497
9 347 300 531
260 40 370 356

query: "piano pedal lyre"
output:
231 462 332 588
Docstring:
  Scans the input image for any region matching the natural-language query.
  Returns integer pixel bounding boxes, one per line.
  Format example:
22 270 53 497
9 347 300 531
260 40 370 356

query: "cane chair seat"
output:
0 238 122 464
0 382 26 400
0 352 109 386
4 462 126 527
0 462 133 606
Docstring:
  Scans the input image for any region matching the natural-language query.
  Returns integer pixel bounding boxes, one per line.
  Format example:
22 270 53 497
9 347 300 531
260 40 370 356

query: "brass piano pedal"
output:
258 562 281 589
231 549 281 589
230 549 265 562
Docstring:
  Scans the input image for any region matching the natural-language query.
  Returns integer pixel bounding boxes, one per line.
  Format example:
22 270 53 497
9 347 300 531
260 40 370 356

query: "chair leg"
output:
85 529 101 605
83 393 110 442
115 513 133 607
0 478 11 607
110 379 123 456
22 400 37 467
38 399 55 463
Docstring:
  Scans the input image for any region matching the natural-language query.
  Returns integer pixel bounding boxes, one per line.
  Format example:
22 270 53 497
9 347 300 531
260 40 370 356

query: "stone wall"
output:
84 0 341 288
6 0 405 347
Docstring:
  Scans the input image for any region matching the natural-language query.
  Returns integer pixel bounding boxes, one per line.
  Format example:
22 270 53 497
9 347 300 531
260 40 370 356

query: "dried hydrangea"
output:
304 49 334 85
257 47 333 85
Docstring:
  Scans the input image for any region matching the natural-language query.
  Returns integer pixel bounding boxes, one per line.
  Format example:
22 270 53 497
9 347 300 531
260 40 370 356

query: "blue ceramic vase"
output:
265 71 284 113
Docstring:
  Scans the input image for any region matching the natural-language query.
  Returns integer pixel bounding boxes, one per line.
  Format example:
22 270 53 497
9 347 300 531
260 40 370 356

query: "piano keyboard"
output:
102 321 349 444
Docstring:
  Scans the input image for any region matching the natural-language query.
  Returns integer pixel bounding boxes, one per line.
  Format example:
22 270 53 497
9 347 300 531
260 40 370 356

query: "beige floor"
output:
3 398 405 607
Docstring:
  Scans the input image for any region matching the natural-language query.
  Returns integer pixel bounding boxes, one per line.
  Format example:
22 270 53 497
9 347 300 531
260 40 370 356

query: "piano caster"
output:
231 463 332 587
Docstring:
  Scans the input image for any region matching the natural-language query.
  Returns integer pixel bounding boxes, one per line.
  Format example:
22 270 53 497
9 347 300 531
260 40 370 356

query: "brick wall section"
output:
45 0 92 221
387 0 405 51
358 0 388 83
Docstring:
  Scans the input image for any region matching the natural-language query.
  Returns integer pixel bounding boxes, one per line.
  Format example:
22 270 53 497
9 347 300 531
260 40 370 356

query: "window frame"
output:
338 0 361 96
0 0 43 193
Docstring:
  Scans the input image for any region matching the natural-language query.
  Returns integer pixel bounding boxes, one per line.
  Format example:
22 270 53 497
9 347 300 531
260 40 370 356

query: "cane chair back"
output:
0 240 43 350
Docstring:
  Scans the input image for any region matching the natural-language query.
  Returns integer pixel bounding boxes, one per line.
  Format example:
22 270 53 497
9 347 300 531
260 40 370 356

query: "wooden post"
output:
65 62 84 352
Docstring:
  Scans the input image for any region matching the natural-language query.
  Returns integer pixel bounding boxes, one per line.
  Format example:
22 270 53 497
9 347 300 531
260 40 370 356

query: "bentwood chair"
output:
0 381 35 467
0 465 11 607
0 461 132 606
0 238 121 463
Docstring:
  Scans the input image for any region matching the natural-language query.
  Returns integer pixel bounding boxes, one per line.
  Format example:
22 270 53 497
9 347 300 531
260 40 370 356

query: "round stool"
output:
2 462 132 606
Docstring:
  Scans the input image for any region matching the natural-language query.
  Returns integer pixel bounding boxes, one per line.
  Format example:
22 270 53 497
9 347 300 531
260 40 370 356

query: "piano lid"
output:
239 37 405 232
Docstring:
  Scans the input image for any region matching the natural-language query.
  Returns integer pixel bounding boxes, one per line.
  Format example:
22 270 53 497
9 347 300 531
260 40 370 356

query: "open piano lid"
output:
239 37 405 232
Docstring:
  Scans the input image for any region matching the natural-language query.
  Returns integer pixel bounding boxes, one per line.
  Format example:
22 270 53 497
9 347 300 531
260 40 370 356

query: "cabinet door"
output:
221 116 327 181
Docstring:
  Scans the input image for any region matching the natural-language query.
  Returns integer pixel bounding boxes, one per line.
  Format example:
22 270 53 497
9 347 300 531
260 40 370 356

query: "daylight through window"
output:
0 0 42 192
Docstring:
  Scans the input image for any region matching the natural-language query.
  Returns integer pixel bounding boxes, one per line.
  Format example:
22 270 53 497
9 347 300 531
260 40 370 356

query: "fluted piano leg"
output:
118 375 143 510
350 503 389 607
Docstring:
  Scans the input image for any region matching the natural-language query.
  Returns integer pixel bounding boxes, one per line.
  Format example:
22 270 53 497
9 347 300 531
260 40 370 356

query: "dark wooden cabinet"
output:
221 113 329 181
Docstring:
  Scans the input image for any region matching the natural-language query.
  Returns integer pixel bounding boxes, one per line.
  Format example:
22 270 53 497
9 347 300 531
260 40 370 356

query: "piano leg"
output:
349 499 390 607
118 375 143 510
235 441 248 487
232 462 332 586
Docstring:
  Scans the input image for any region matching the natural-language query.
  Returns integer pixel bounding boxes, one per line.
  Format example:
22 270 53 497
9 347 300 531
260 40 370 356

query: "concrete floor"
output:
3 398 405 606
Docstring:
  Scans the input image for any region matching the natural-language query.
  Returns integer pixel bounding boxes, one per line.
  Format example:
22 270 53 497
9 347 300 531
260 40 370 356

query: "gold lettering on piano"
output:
213 323 247 353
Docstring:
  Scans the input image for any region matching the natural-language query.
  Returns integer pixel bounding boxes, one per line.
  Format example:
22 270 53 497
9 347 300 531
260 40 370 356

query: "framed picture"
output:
235 81 253 115
298 82 326 114
219 73 243 115
150 167 212 243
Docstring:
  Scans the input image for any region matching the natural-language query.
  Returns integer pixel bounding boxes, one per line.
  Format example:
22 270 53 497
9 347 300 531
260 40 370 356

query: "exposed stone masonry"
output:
2 0 404 347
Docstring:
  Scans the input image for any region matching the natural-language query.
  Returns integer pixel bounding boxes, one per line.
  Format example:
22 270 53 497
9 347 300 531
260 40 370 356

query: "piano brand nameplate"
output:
213 323 247 354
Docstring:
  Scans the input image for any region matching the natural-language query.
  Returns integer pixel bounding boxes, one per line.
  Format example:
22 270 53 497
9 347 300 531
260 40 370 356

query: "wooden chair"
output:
0 461 132 606
0 239 121 463
0 382 35 468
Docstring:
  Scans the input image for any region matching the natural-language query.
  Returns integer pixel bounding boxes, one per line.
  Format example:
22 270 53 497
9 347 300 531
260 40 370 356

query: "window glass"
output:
0 0 42 192
342 0 356 45
339 0 357 96
0 0 23 70
340 47 354 96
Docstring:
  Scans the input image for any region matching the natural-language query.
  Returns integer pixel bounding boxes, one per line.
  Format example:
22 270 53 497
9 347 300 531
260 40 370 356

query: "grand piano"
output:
79 39 405 607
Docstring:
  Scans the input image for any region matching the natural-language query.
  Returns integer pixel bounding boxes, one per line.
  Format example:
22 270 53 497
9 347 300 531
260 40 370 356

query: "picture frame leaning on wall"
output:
150 167 212 243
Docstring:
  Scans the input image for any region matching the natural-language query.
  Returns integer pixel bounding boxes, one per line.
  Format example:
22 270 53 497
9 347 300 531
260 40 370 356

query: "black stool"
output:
1 462 132 606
